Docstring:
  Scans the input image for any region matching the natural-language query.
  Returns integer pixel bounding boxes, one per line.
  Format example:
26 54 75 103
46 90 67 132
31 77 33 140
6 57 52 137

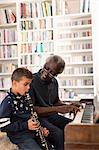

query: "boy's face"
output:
12 76 32 96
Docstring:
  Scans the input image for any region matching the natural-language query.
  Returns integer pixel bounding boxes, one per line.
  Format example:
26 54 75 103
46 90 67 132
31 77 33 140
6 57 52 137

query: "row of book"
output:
62 66 93 75
20 1 52 18
21 18 53 30
56 42 92 51
80 0 91 13
0 63 17 73
20 53 92 66
0 9 16 25
56 30 92 40
20 37 92 54
59 89 94 100
55 18 91 28
59 78 93 86
0 77 11 89
20 53 50 66
19 0 91 19
59 89 75 100
21 42 54 54
53 0 91 15
21 30 53 42
19 55 93 70
20 16 91 32
0 45 17 58
64 54 93 63
0 29 17 43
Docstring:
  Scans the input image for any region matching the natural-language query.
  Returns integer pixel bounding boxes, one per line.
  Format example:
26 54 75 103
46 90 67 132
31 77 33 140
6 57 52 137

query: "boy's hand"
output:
28 118 39 130
42 127 49 137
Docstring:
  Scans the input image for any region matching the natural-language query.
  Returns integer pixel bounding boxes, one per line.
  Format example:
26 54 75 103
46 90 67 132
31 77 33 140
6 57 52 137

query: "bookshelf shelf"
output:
59 86 94 89
0 57 18 61
0 72 12 76
58 74 94 77
64 61 93 65
0 88 9 91
55 36 92 41
0 23 17 28
55 49 92 54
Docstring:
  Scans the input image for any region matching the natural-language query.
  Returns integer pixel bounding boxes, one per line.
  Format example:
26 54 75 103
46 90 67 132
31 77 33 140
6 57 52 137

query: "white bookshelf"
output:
16 0 94 100
0 0 18 92
53 0 93 100
0 0 94 101
91 0 99 98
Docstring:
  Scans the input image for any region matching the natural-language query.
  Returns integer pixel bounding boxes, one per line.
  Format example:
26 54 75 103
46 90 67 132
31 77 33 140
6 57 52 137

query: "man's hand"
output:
70 102 83 109
68 105 80 117
93 112 99 123
58 104 80 115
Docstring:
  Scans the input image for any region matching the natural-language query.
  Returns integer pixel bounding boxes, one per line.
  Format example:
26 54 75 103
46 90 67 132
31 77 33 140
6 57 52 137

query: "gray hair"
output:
46 55 65 74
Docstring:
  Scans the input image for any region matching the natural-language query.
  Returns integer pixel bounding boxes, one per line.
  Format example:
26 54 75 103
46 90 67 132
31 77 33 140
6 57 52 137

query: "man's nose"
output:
44 71 49 76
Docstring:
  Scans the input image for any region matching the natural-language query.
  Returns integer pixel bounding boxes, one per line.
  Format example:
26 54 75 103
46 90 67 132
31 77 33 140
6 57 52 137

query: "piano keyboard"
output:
72 103 93 124
81 104 93 123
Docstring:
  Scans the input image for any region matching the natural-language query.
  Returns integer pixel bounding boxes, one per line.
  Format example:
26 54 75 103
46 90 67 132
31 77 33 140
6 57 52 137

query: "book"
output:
84 0 89 12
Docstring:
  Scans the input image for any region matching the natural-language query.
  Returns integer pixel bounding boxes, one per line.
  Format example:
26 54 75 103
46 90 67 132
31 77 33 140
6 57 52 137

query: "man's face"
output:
41 63 58 81
13 76 32 95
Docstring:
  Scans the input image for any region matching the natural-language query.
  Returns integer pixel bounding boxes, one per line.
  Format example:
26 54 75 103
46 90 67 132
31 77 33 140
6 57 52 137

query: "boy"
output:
0 68 49 150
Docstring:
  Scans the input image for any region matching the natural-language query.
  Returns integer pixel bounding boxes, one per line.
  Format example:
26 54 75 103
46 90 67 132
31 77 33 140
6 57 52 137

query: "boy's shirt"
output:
0 91 31 133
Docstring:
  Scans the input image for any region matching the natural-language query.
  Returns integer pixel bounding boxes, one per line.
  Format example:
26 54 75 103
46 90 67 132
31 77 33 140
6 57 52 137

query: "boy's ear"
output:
12 80 17 86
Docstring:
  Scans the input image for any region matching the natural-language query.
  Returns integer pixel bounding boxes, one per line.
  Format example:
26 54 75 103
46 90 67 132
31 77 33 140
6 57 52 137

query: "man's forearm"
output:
54 100 65 106
34 104 71 116
34 106 60 116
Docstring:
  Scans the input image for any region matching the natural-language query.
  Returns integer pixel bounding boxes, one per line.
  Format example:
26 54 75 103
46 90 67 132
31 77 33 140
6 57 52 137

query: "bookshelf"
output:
51 0 94 100
53 13 94 100
17 0 94 101
91 0 99 99
17 0 54 73
0 0 18 95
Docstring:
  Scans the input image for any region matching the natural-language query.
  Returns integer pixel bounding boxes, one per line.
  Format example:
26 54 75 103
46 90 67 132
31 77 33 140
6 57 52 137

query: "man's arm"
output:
34 104 79 117
54 98 66 106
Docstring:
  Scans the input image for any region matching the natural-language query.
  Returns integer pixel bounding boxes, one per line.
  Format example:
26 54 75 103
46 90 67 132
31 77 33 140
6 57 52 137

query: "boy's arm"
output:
1 119 28 132
0 99 28 132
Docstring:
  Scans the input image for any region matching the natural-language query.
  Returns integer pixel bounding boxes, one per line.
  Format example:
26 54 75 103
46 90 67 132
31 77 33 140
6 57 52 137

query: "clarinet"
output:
26 93 49 150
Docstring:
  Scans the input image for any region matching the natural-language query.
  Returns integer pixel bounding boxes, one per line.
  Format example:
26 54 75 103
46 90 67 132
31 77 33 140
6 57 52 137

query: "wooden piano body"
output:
64 103 99 150
64 124 99 150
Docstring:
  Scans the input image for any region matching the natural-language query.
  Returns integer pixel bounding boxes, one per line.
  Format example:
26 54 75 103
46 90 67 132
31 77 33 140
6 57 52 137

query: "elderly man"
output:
29 55 79 150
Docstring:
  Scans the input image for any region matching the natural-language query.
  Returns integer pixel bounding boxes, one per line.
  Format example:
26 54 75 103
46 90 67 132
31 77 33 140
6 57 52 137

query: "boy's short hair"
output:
11 67 33 82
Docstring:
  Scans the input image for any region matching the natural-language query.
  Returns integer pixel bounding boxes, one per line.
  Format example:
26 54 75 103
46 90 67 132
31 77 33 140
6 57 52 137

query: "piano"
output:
64 103 99 150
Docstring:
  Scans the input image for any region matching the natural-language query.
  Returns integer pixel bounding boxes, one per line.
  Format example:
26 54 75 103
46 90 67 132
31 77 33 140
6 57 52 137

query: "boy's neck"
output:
11 87 18 96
